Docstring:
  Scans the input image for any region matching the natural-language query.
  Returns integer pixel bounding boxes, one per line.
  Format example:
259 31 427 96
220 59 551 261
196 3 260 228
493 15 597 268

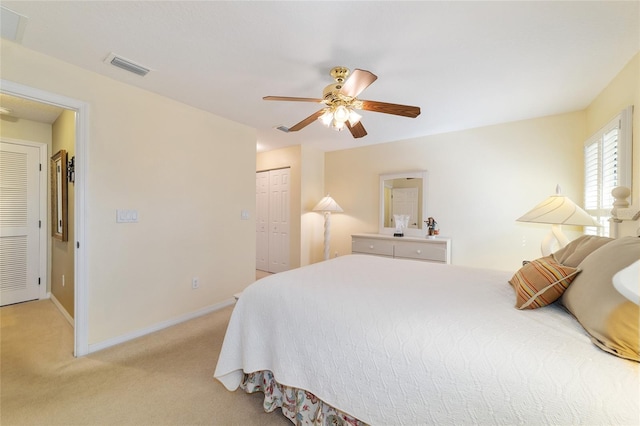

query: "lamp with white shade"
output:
313 195 343 261
517 185 601 256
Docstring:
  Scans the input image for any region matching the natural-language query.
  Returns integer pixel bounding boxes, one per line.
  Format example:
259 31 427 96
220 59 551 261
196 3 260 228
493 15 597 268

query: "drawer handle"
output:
416 249 422 254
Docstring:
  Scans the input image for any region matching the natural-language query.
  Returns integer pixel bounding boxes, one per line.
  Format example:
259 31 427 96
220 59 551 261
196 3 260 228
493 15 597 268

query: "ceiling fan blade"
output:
288 109 325 132
339 69 378 98
360 100 421 118
346 121 367 138
263 96 323 103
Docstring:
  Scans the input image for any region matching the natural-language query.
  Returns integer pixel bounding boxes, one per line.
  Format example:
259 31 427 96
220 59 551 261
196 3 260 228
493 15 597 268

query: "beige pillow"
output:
509 256 581 309
553 235 614 267
561 236 640 362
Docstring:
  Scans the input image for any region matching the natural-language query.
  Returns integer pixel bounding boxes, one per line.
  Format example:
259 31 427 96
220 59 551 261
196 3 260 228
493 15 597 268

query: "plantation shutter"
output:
583 106 633 236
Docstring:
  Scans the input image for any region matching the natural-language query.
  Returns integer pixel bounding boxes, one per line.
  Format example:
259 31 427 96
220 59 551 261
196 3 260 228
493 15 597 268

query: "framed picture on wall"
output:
51 149 68 241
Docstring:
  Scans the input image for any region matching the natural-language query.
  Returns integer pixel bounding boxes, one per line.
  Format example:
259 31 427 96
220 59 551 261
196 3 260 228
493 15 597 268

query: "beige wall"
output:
300 144 325 265
51 109 76 317
2 40 257 345
325 53 639 271
326 111 588 271
586 52 639 205
0 117 52 144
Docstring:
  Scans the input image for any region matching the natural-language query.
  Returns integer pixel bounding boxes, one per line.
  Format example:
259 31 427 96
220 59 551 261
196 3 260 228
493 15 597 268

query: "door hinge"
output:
76 241 80 249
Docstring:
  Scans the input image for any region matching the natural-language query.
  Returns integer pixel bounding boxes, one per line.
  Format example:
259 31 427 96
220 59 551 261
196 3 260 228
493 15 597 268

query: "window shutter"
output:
584 142 599 211
602 127 618 210
583 106 632 237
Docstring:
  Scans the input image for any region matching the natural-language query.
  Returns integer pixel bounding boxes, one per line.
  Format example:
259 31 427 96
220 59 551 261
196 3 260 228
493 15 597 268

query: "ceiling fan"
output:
264 66 421 139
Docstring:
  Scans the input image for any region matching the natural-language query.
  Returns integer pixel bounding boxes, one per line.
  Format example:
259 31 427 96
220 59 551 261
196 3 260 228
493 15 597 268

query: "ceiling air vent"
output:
104 53 150 77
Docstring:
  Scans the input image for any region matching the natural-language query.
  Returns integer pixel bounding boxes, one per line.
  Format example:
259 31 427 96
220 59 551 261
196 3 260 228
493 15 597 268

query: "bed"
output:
214 200 639 425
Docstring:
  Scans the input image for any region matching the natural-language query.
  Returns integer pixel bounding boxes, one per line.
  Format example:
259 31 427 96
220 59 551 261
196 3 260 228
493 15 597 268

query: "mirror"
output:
379 171 427 237
51 149 68 241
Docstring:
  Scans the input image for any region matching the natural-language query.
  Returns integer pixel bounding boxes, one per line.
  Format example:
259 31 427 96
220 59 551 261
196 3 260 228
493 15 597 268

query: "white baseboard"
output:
88 298 235 354
50 293 74 327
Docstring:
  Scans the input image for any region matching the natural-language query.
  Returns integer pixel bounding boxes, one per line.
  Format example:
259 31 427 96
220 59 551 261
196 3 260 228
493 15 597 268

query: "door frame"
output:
1 79 89 357
0 138 49 302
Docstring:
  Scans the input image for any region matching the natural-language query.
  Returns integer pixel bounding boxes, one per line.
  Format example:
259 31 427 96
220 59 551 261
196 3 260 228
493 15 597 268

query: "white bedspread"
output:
215 255 639 425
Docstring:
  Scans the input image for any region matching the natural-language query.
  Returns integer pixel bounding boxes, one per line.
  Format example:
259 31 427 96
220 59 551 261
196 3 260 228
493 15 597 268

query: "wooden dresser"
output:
351 233 451 264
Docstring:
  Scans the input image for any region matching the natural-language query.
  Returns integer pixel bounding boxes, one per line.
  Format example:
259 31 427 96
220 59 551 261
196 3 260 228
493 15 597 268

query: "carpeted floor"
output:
0 298 289 426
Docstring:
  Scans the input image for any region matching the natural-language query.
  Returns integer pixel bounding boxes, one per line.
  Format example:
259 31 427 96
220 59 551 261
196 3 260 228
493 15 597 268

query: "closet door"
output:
255 171 269 271
0 142 41 306
268 168 290 273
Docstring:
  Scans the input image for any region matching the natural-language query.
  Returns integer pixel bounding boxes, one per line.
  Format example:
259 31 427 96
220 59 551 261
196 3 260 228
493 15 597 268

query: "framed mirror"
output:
51 149 68 241
379 170 428 237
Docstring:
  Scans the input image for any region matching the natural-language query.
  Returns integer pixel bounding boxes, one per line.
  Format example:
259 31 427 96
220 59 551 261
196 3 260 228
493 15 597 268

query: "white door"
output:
392 187 419 228
0 142 41 306
255 171 269 271
268 168 290 273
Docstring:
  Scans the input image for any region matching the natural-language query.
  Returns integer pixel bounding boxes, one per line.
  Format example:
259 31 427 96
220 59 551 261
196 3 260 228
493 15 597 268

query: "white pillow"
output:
613 259 640 305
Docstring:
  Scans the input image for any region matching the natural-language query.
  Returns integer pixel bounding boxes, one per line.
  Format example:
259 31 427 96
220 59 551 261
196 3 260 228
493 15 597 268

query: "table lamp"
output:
517 185 600 255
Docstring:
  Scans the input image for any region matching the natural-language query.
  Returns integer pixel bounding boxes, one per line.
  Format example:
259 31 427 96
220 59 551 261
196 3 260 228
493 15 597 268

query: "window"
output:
584 106 633 236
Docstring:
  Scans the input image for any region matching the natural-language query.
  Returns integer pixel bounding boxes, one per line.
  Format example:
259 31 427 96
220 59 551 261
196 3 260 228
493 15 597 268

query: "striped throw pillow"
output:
509 256 581 309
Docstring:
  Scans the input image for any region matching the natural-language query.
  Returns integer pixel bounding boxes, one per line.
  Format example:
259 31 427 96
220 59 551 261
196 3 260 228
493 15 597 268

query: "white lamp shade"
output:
319 109 333 126
517 194 600 227
313 195 343 213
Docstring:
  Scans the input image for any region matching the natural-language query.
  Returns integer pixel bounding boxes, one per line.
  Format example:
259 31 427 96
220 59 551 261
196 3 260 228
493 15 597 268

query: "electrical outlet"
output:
192 277 200 289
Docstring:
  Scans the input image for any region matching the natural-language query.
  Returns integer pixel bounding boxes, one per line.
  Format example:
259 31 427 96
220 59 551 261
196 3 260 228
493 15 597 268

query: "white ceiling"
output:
1 1 638 152
0 93 64 124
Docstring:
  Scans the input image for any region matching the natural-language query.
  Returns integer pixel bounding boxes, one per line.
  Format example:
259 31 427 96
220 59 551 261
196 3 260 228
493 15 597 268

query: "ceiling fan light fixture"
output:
333 105 350 123
264 66 420 139
319 108 333 126
348 109 362 126
331 120 345 131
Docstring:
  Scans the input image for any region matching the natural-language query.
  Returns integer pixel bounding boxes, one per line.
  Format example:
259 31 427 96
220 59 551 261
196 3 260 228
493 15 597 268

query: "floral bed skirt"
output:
240 370 367 426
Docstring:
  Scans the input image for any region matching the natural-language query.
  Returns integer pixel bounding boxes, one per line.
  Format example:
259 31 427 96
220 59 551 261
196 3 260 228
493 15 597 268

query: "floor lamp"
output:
517 185 601 256
313 195 343 261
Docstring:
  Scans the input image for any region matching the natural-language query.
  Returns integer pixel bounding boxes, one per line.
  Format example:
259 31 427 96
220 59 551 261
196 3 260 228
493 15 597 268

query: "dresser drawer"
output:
352 238 394 257
393 241 447 263
351 234 451 264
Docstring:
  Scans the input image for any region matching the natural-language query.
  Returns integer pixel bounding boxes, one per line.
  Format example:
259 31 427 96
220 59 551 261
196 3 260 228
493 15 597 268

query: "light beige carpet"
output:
0 299 289 426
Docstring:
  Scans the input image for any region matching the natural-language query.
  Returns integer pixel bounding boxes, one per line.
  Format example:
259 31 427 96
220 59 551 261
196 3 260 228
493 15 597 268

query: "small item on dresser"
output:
425 217 439 239
393 214 409 237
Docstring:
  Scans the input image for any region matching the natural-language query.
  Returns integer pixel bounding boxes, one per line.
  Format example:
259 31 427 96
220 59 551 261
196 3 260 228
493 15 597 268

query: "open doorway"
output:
1 80 88 356
1 94 75 338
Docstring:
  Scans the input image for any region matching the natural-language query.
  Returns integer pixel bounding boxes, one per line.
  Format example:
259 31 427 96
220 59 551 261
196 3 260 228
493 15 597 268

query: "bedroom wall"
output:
1 40 257 346
324 54 639 271
300 144 325 265
51 109 76 318
585 52 639 206
325 111 587 272
0 116 52 144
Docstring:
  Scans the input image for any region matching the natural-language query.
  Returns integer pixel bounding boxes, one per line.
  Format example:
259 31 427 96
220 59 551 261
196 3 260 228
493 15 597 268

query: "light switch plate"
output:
116 209 138 223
